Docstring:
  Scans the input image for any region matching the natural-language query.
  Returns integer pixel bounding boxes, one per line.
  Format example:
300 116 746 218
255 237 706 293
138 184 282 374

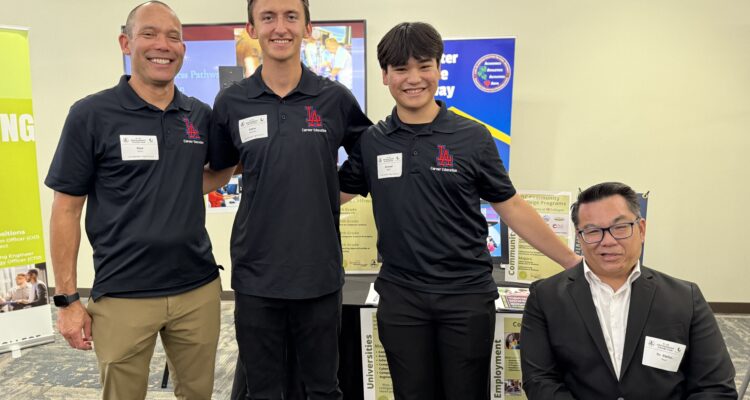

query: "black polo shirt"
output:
339 101 516 294
208 65 371 299
45 75 219 300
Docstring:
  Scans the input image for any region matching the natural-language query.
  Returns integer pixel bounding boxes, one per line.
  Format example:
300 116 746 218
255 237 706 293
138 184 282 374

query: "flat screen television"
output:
123 21 367 112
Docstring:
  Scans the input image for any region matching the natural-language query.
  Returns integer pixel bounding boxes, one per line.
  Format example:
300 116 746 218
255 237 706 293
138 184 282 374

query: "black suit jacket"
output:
521 264 736 400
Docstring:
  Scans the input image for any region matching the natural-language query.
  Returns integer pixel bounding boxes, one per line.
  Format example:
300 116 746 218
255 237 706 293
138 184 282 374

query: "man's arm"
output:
520 283 577 400
684 284 738 399
203 164 238 194
50 191 92 350
492 194 581 269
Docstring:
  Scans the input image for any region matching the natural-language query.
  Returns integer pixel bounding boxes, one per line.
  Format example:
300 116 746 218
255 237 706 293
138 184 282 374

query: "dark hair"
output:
247 0 310 25
571 182 641 227
27 268 39 276
377 22 443 70
123 1 179 38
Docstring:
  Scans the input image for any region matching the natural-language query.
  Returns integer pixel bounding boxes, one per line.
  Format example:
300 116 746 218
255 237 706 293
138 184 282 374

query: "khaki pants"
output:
87 278 221 400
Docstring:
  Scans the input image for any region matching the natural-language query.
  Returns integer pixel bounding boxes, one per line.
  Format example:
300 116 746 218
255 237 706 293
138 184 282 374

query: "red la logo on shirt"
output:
183 117 201 139
305 106 323 128
436 145 454 167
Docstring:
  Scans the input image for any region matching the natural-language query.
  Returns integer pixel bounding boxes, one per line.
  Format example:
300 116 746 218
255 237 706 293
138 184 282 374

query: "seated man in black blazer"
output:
521 182 737 399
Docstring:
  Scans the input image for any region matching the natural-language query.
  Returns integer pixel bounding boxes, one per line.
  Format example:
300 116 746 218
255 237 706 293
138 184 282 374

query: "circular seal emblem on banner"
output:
472 54 512 93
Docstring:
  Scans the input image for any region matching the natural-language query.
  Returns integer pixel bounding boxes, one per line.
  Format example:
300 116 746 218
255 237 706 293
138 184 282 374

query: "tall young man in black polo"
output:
339 22 581 400
206 0 371 398
46 2 223 399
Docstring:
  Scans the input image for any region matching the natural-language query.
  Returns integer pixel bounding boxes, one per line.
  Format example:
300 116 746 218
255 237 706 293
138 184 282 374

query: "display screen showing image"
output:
123 21 367 112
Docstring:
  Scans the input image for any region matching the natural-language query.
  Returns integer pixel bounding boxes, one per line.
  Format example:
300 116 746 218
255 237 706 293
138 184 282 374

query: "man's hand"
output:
57 301 93 350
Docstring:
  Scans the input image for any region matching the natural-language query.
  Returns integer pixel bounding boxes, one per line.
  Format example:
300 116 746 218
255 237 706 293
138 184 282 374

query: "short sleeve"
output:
207 93 239 171
339 89 372 155
44 103 97 196
338 133 369 197
475 127 515 202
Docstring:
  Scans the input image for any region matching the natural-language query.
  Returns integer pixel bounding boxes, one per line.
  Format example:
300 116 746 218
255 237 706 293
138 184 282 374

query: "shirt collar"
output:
116 75 191 112
384 100 458 135
245 64 320 99
583 259 641 291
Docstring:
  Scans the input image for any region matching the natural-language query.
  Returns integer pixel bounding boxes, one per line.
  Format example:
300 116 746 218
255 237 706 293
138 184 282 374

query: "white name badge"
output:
120 135 158 161
239 115 268 143
642 335 686 372
377 153 402 179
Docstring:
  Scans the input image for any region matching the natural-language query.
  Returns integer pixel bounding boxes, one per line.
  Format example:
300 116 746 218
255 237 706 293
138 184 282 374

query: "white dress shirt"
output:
583 260 641 379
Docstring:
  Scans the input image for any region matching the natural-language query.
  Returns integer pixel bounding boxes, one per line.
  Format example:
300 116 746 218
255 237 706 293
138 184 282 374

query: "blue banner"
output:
435 38 515 169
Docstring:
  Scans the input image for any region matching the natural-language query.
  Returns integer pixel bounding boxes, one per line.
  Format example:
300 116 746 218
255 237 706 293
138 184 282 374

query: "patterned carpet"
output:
1 302 748 399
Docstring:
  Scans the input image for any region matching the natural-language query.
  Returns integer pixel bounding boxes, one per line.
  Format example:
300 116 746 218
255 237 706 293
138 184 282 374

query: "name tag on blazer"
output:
642 336 686 372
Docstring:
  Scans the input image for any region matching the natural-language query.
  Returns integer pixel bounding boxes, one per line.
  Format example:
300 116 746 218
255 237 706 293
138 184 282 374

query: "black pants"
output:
375 279 497 400
233 290 343 400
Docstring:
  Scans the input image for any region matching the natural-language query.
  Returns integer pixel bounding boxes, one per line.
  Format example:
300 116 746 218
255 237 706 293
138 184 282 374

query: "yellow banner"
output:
0 26 53 352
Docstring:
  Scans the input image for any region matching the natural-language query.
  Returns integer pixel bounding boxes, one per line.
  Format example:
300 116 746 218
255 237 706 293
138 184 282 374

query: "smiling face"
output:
577 195 646 283
247 0 311 66
382 57 441 123
119 2 185 89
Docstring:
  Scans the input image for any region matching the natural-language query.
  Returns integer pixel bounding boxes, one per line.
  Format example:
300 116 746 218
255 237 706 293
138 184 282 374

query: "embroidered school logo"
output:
436 145 454 167
472 54 512 93
305 106 323 128
430 145 458 173
183 117 201 139
182 117 204 144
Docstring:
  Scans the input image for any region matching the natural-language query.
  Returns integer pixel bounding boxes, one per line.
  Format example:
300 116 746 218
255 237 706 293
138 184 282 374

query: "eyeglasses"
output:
577 218 640 244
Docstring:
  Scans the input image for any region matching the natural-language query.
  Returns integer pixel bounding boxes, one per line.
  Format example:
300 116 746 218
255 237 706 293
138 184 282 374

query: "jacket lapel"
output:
619 267 656 378
566 265 617 379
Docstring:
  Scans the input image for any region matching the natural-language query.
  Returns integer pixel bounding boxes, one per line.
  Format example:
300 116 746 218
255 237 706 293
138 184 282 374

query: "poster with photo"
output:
506 191 574 283
0 26 55 353
492 313 527 399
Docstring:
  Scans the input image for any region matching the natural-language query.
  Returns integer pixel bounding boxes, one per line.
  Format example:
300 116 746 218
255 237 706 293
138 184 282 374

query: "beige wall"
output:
5 0 749 302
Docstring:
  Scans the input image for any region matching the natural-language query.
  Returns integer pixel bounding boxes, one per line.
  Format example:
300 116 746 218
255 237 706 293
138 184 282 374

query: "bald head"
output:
124 1 180 38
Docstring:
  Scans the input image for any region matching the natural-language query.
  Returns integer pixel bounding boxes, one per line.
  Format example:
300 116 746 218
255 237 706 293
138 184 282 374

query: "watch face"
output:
53 293 78 307
53 295 69 307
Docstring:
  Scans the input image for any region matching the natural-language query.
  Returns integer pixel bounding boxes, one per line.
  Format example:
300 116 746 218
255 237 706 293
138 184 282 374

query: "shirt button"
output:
412 150 418 156
281 114 287 120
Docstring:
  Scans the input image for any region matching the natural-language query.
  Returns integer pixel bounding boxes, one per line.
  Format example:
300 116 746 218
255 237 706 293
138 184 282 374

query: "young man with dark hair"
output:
25 268 48 307
206 0 371 398
339 22 581 400
45 2 222 398
521 182 736 399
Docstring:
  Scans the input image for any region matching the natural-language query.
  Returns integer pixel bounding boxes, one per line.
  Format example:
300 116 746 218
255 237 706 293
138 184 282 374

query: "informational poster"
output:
506 191 574 283
341 197 380 274
492 313 527 399
0 26 54 353
360 308 394 400
361 308 525 400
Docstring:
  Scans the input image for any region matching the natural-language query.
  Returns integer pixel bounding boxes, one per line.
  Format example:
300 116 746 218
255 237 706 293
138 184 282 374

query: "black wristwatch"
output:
53 292 81 308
